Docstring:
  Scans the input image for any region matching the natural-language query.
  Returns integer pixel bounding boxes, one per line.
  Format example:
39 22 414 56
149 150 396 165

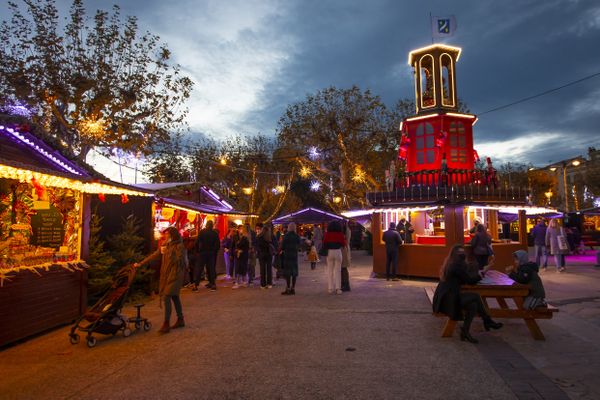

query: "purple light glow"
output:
0 125 85 176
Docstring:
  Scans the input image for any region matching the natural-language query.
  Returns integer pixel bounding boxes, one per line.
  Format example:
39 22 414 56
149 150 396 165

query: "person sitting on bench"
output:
432 244 503 344
507 250 547 310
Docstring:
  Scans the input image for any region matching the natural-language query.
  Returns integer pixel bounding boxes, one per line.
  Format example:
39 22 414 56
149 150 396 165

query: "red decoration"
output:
120 194 129 204
98 193 106 203
473 149 480 162
435 131 447 148
398 145 408 160
30 177 45 198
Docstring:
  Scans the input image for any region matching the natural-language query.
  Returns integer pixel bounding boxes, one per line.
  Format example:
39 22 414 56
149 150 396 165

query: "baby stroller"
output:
69 265 151 348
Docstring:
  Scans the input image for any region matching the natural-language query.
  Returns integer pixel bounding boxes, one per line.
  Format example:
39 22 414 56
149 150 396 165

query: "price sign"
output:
30 206 65 249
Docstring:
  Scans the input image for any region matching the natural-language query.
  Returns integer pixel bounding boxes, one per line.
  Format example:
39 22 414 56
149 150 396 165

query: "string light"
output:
0 164 151 196
78 116 106 138
352 166 366 183
300 166 311 178
310 181 321 191
333 196 342 204
308 146 320 160
242 187 253 195
220 157 227 165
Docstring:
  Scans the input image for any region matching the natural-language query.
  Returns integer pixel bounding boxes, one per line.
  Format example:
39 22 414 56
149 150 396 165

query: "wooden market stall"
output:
133 182 253 274
0 117 152 346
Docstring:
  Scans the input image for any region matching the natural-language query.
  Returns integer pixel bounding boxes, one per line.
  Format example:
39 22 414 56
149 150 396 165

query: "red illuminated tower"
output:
399 44 478 183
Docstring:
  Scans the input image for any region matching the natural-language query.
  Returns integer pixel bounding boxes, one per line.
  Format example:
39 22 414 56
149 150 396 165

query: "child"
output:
308 244 318 270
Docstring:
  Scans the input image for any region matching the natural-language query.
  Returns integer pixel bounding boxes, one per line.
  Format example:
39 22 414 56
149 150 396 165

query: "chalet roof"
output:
272 207 345 225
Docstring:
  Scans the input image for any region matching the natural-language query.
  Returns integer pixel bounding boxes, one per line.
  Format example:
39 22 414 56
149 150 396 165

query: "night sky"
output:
2 0 600 180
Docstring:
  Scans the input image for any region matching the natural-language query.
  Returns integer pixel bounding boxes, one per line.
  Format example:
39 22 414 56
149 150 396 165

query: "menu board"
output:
30 206 65 249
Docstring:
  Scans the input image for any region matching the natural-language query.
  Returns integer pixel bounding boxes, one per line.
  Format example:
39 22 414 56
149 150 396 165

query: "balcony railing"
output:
369 169 528 206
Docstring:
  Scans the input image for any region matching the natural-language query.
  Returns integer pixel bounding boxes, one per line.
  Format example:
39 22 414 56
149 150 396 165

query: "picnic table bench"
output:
424 270 558 340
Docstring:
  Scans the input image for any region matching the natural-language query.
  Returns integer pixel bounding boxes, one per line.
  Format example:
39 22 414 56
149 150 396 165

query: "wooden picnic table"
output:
425 270 558 341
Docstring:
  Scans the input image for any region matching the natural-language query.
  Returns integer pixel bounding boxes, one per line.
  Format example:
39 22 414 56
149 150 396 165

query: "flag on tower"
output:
432 15 457 38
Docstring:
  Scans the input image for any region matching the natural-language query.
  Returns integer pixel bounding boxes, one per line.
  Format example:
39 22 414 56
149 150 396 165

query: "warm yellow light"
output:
275 185 285 194
445 112 476 119
545 191 553 199
220 158 227 165
550 167 557 172
408 44 462 65
572 160 581 166
242 187 253 195
528 167 535 171
352 166 366 183
300 166 311 178
333 196 342 204
405 113 439 122
233 219 243 226
78 117 106 138
0 164 151 196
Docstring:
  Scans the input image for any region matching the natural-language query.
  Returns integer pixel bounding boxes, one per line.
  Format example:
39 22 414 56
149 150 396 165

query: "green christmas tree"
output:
86 210 115 303
107 214 153 296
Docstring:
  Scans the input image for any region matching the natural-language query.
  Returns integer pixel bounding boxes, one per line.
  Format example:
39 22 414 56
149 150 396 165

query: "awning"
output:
272 207 345 225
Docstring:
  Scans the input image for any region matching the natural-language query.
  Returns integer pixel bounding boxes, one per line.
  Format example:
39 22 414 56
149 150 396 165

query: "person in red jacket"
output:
323 220 347 294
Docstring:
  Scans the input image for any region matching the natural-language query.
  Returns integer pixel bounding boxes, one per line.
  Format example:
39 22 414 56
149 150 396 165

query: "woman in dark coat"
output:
136 226 188 334
257 225 274 289
432 244 503 343
281 222 301 295
233 224 250 289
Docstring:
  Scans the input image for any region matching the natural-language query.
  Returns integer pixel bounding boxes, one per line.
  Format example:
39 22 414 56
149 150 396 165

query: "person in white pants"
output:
322 220 347 294
326 248 342 293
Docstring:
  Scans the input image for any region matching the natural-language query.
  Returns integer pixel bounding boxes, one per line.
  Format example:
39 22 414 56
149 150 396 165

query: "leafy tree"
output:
277 86 411 209
0 0 193 160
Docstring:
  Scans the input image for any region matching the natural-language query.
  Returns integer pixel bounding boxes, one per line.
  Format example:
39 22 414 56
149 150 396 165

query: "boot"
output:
460 327 478 344
158 321 170 334
171 317 185 329
483 317 503 331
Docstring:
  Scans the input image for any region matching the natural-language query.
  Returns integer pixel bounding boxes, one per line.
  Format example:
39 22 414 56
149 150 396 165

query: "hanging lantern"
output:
30 177 45 198
98 193 106 203
121 194 129 204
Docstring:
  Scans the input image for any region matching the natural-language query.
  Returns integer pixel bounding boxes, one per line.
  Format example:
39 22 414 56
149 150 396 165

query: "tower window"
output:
419 55 435 109
440 53 455 107
449 121 466 163
415 122 436 165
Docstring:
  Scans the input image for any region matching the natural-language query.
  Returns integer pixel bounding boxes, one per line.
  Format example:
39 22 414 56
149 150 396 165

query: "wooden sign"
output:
30 206 64 249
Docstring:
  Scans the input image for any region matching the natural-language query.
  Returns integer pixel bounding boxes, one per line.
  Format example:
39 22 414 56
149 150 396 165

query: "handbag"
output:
557 228 569 252
318 246 328 257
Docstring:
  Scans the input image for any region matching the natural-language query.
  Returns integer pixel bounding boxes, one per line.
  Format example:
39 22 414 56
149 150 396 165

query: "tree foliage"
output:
277 86 412 209
86 209 115 302
0 0 193 160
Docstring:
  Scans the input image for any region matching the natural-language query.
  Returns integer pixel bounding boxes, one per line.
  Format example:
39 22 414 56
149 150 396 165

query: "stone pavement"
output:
0 250 599 399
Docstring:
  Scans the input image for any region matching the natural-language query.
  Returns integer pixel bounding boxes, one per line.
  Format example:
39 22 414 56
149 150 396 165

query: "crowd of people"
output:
135 219 354 334
136 215 563 341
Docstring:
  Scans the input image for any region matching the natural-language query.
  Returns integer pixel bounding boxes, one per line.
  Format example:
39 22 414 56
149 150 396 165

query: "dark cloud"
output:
2 0 599 167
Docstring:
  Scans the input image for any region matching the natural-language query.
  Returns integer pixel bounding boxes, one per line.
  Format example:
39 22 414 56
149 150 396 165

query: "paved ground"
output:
1 249 599 399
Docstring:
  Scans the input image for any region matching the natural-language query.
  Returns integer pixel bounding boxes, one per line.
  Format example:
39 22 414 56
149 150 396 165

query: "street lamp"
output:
562 159 582 212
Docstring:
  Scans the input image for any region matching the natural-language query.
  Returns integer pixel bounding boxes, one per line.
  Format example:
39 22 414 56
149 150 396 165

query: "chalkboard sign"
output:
30 206 65 249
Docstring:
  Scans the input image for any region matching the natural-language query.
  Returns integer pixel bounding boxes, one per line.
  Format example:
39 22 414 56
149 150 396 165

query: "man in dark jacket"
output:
531 219 548 270
195 220 221 291
382 222 402 281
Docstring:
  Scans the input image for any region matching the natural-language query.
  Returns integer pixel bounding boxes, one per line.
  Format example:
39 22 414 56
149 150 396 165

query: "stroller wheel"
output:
134 321 142 330
86 336 97 348
143 321 152 331
123 328 132 337
69 333 80 345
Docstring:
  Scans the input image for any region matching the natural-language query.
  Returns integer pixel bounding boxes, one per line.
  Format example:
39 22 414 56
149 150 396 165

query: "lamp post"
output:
562 159 582 213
